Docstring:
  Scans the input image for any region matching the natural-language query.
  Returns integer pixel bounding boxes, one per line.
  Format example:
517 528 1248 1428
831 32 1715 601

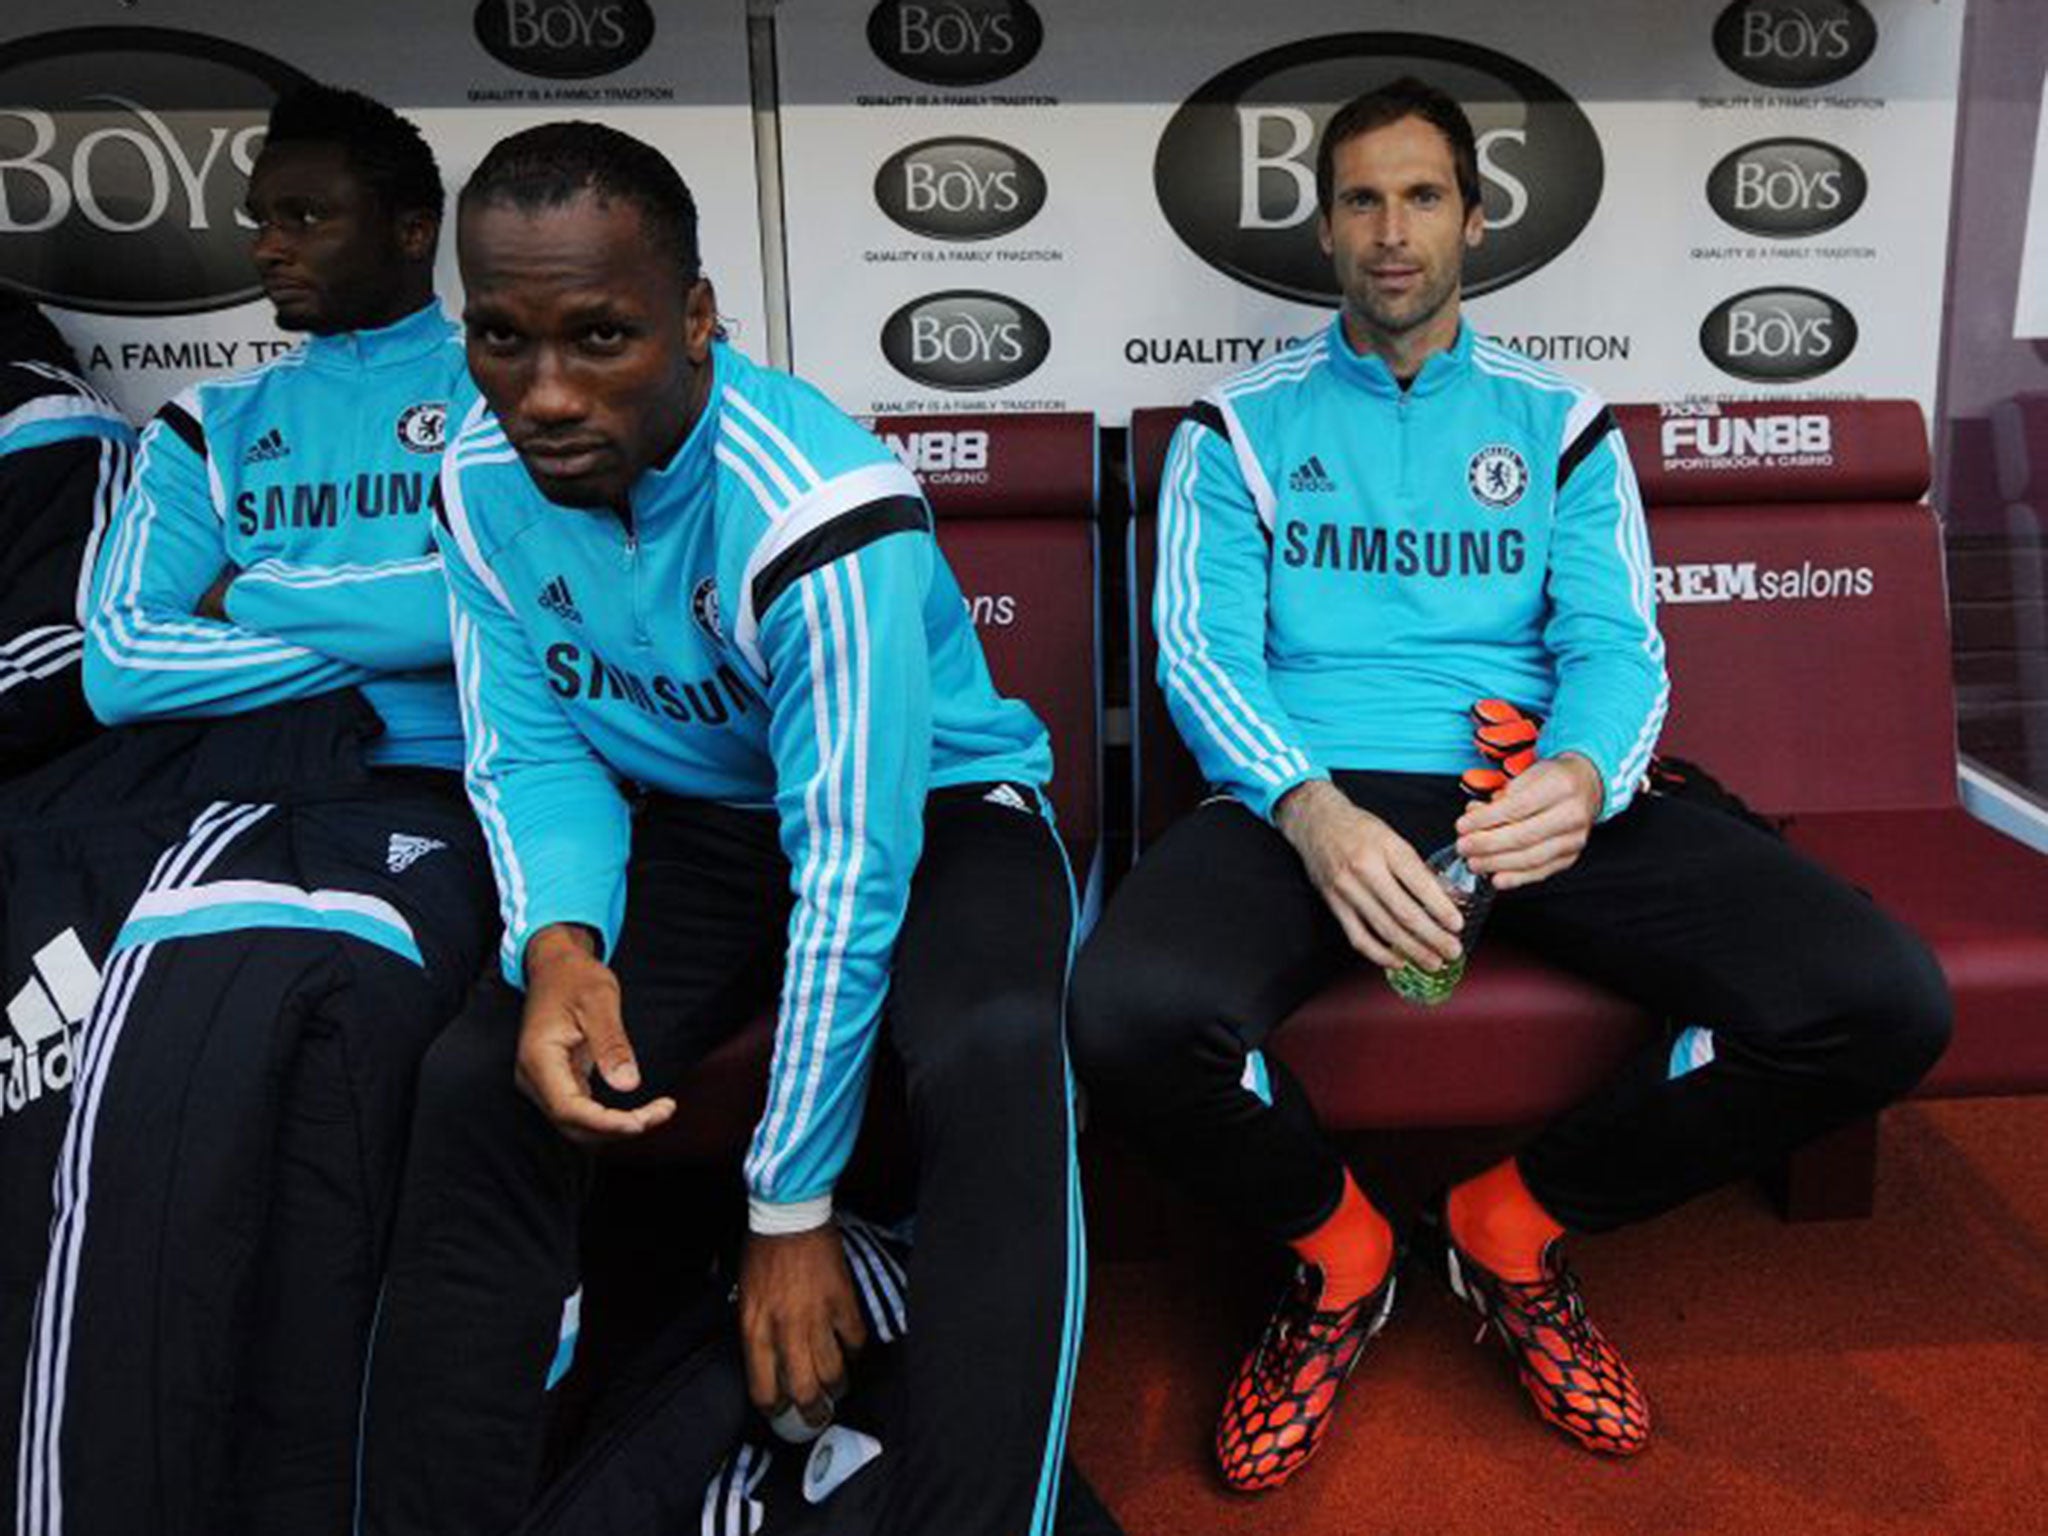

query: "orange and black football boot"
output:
1214 1258 1399 1492
1433 1210 1650 1457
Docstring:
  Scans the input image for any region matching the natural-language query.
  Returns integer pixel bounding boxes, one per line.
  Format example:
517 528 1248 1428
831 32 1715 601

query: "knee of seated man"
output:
1068 940 1228 1095
1822 918 1954 1093
411 990 526 1129
907 987 1062 1099
1865 929 1953 1085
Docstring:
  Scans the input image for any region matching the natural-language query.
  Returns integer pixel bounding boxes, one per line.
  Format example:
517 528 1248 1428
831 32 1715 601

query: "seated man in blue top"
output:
357 123 1086 1536
19 85 497 1536
1070 77 1949 1486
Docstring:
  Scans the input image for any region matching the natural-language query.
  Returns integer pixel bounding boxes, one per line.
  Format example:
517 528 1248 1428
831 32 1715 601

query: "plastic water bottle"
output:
1384 844 1494 1006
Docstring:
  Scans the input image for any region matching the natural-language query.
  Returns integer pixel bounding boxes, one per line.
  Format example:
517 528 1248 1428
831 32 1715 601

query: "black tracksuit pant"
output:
516 1217 1121 1536
14 735 496 1536
1070 771 1952 1242
359 785 1085 1536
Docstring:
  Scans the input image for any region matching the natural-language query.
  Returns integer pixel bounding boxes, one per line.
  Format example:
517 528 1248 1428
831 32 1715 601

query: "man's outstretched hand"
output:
740 1226 867 1434
516 922 675 1143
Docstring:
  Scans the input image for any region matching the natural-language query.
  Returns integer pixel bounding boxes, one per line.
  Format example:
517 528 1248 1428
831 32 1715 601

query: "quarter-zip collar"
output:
624 341 725 536
301 299 452 374
1325 314 1474 400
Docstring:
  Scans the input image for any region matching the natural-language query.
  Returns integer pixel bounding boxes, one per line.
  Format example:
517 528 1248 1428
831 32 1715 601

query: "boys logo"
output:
473 0 657 80
1712 1 1878 89
0 28 315 315
396 401 447 455
867 1 1044 88
1467 445 1528 510
880 291 1050 390
1155 33 1603 306
690 576 722 643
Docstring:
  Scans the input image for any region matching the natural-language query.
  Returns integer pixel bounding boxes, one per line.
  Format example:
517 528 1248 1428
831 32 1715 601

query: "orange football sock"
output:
1290 1171 1394 1310
1446 1157 1566 1283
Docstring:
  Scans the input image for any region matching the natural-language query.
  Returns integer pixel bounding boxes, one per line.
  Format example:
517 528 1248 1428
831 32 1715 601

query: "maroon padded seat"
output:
1640 475 2048 1101
1127 398 2048 1147
876 413 1102 896
633 413 1102 1162
1787 809 2048 1094
1128 408 1209 854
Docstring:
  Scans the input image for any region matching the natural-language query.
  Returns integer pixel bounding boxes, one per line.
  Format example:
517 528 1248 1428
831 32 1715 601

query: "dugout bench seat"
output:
1127 397 2048 1218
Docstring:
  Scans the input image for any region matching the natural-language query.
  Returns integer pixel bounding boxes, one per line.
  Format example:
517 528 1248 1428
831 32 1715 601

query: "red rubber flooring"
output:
1068 1099 2048 1535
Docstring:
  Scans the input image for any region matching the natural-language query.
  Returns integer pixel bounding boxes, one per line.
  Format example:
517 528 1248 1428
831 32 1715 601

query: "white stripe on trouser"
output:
699 1443 768 1536
838 1219 907 1343
0 626 76 662
840 1229 893 1345
21 801 239 1533
20 801 273 1536
74 437 128 625
0 633 83 696
122 877 417 940
1027 790 1085 1536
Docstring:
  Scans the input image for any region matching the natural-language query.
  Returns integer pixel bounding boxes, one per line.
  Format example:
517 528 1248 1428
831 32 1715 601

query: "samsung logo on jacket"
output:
541 642 755 728
233 471 442 533
82 303 470 771
1281 522 1526 579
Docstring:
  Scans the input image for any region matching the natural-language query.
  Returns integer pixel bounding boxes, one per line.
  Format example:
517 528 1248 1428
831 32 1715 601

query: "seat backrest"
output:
870 412 1103 906
1129 408 1209 850
1127 398 1955 846
1619 401 1956 815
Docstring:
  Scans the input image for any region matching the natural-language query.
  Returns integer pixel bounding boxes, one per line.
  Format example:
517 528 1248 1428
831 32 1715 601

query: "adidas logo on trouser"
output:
387 833 448 874
2 930 102 1117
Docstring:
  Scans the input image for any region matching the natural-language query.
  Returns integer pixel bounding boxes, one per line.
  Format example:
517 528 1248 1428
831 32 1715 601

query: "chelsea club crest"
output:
1467 444 1529 510
690 577 722 642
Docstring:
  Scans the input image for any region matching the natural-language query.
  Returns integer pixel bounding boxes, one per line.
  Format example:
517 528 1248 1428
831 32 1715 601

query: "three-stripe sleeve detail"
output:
450 604 531 977
750 496 927 623
745 559 872 1201
1605 442 1668 812
1557 404 1617 489
730 460 924 677
90 405 320 671
1154 429 1312 790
